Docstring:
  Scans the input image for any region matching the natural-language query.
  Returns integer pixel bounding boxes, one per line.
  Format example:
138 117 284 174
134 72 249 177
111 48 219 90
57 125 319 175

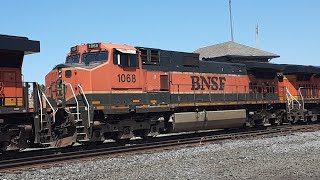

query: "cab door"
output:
3 71 16 96
2 70 20 106
111 49 144 106
112 49 142 90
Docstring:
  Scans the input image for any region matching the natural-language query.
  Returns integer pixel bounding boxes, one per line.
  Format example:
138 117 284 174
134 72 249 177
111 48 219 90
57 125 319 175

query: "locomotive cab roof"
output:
0 34 40 68
0 34 40 54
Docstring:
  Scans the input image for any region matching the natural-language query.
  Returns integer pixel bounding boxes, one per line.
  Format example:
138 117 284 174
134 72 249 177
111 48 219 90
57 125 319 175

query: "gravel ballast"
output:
2 131 320 180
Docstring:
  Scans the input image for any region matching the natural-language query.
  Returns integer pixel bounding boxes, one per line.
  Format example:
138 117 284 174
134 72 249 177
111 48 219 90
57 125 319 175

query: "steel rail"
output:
0 123 319 173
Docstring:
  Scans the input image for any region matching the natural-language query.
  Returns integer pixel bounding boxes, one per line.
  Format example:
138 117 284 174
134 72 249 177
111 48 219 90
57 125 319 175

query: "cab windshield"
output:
82 51 108 64
66 54 80 64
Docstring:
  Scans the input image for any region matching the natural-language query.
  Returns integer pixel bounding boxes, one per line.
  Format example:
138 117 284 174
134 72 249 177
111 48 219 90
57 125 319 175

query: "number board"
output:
87 43 100 49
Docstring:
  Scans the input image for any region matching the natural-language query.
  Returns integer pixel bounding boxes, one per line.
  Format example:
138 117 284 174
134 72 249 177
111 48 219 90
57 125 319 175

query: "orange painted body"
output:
0 67 23 106
281 75 320 100
46 43 320 109
45 42 288 107
46 44 144 101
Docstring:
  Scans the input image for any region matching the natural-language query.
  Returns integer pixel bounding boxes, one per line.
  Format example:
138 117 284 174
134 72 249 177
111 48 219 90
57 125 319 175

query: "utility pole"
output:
256 21 259 48
229 0 234 42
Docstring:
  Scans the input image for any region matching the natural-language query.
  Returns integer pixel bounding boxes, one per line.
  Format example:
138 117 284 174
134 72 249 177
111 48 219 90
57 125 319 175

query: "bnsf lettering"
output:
219 77 226 90
191 76 226 90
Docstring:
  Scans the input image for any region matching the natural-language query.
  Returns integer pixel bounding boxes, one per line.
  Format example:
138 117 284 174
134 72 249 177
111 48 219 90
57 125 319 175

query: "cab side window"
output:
113 51 139 68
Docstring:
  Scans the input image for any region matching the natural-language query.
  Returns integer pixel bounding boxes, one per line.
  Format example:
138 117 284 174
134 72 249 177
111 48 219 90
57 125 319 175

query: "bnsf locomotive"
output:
0 35 41 151
1 34 320 151
44 41 320 144
0 35 77 151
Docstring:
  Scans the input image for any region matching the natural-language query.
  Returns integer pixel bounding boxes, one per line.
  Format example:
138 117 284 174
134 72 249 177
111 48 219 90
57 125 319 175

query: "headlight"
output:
58 68 62 78
56 79 66 98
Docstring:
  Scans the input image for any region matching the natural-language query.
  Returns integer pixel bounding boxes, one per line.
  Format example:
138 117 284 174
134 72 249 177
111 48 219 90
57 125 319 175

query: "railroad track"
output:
1 123 319 173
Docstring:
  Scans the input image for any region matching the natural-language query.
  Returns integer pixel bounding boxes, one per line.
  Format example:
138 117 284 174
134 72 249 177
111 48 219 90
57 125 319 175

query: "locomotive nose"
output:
45 66 69 101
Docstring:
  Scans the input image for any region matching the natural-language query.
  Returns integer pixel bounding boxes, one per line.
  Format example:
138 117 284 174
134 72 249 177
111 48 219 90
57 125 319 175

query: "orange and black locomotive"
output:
45 41 320 144
0 35 76 151
0 35 40 150
1 33 320 151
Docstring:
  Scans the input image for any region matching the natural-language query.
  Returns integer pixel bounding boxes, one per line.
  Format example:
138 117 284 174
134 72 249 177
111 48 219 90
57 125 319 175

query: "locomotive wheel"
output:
141 129 150 139
82 141 104 146
307 114 317 123
0 137 21 152
253 119 264 127
280 112 288 124
0 141 10 152
269 118 280 126
94 141 104 145
111 131 123 140
133 129 150 139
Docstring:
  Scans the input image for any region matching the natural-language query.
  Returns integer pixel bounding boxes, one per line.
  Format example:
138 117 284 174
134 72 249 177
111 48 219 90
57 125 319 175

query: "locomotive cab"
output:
0 35 41 151
45 43 146 141
45 43 142 107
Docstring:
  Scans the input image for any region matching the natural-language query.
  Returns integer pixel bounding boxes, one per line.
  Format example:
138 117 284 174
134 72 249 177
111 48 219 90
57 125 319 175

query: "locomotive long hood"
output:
282 64 320 75
243 62 283 72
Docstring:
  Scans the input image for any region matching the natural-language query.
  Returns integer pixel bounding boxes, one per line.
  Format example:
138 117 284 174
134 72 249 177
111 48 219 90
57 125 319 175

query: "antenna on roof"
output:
255 21 259 48
229 0 234 42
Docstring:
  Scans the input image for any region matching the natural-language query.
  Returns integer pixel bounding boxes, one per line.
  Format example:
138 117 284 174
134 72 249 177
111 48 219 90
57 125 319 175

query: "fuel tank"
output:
171 109 247 132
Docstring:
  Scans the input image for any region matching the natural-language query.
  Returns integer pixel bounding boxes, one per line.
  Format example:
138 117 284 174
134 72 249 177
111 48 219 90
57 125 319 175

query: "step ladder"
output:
36 83 56 144
77 84 92 142
77 84 92 126
285 87 305 123
65 83 91 142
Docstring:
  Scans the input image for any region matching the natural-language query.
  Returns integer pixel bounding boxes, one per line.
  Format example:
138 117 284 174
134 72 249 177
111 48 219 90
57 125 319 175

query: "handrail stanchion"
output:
36 84 43 131
298 87 305 110
77 84 91 127
285 87 301 112
64 83 80 122
38 88 55 111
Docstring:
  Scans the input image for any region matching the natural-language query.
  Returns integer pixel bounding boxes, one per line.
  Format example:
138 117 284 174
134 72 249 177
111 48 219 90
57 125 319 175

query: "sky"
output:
1 1 320 83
